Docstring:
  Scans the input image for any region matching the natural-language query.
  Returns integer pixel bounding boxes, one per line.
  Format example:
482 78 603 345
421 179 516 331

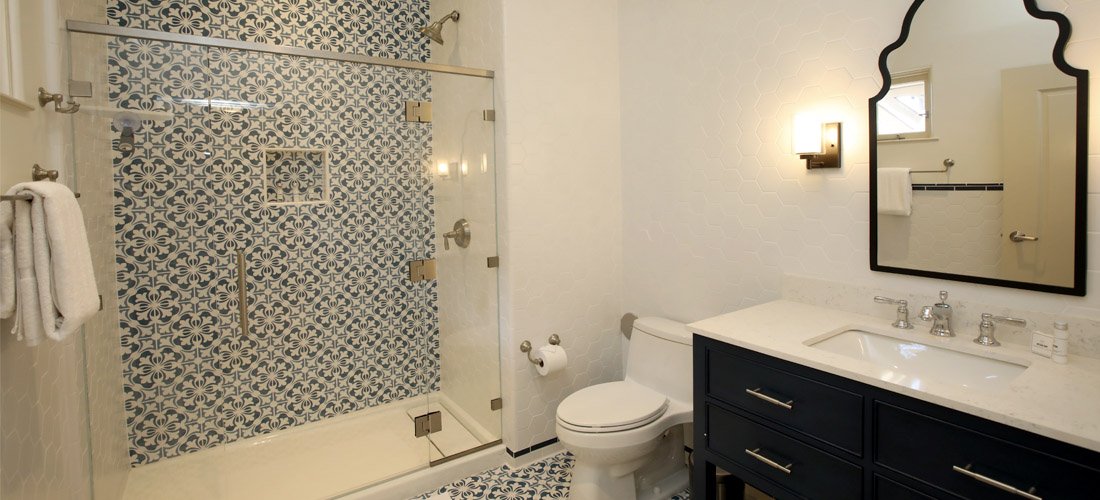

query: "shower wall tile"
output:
106 0 430 62
107 1 439 465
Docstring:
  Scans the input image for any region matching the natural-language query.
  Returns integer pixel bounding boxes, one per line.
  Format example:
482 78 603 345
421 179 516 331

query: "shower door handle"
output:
236 249 248 336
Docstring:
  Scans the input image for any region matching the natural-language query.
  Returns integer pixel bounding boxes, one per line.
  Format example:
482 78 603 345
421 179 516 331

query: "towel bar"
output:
1 192 82 202
1 164 83 202
909 158 955 173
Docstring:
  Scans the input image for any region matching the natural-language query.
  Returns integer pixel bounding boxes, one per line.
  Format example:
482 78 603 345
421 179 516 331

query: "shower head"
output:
419 10 459 45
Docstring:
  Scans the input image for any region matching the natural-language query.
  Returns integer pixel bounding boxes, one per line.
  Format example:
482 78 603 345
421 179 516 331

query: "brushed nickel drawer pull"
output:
745 388 794 410
953 464 1041 500
745 448 792 475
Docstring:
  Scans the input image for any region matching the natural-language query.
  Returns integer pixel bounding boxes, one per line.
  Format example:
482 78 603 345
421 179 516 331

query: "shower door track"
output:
65 21 496 79
428 439 503 467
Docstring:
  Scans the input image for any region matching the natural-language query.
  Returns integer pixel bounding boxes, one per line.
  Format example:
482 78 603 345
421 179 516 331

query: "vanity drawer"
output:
706 347 863 455
875 401 1100 500
706 404 862 500
874 474 936 500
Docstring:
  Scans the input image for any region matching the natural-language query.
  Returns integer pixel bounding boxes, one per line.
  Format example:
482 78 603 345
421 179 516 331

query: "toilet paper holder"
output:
520 334 561 367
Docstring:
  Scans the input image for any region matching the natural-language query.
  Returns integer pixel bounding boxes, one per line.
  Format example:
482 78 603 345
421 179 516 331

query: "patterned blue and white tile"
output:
107 1 438 464
412 453 692 500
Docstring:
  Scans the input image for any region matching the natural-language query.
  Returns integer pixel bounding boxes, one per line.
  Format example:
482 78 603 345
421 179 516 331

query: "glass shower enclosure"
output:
63 20 501 499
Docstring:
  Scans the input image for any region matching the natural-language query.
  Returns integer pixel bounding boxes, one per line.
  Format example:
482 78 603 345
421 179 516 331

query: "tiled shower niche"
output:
264 148 330 205
107 0 439 465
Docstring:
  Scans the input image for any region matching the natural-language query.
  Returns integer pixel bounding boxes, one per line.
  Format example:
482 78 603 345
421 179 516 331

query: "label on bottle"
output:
1052 333 1069 364
1052 321 1069 363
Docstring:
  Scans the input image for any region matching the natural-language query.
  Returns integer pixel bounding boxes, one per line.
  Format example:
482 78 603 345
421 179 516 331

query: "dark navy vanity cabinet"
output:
692 336 1100 499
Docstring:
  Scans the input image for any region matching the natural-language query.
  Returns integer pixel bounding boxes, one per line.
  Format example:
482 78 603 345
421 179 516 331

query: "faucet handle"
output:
983 313 1027 328
976 313 1027 347
873 296 906 306
874 296 913 329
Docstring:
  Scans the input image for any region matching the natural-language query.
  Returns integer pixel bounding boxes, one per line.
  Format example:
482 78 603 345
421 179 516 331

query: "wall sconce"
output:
793 113 842 169
436 161 452 178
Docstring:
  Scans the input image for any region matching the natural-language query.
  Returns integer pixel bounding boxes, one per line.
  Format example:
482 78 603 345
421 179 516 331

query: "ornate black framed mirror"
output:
869 0 1088 296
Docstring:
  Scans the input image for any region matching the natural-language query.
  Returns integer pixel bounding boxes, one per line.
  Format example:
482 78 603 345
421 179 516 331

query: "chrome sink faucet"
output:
874 296 913 329
920 291 954 337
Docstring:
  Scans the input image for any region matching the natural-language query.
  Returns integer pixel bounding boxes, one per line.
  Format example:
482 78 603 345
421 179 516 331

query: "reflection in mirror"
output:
877 69 930 140
870 0 1088 295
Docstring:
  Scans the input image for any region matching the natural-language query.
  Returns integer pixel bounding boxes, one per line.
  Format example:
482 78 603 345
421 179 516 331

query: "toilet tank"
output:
625 317 693 404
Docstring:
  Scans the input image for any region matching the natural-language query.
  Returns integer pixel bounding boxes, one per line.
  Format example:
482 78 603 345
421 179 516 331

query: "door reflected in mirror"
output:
870 0 1088 295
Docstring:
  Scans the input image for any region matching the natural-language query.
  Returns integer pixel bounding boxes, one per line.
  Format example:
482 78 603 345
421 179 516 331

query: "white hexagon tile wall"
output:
494 0 625 452
619 0 1100 339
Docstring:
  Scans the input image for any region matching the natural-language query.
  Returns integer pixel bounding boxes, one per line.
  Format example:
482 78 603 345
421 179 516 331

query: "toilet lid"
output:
557 382 669 432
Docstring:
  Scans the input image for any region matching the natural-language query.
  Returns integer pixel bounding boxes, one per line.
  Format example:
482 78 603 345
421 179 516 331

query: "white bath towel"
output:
877 167 912 216
2 182 98 345
0 202 15 319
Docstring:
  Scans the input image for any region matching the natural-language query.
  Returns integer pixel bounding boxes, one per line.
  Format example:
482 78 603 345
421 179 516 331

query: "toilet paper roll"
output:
534 344 567 376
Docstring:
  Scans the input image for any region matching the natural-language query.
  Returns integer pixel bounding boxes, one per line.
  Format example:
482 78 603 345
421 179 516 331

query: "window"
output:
877 68 932 140
0 0 22 98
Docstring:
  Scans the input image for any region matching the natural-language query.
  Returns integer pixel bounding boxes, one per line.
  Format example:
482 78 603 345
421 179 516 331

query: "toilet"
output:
556 317 692 500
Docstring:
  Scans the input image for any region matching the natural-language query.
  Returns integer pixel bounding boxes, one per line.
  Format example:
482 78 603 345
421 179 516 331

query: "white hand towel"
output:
0 202 14 318
12 199 45 344
877 167 913 216
4 182 99 345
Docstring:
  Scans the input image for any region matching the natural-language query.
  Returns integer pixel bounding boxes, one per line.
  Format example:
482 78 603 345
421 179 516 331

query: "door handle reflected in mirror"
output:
1009 231 1039 243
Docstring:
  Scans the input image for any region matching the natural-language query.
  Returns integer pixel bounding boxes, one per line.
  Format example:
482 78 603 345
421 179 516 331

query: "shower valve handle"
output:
442 219 471 251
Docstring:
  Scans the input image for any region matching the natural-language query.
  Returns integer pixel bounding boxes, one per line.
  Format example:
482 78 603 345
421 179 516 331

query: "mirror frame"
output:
869 0 1089 296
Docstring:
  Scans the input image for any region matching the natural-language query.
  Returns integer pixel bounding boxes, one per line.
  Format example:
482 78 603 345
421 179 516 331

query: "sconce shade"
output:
793 113 823 155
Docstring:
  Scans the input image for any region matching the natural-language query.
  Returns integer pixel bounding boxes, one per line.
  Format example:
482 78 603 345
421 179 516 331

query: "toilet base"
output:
569 460 639 500
567 426 688 500
634 426 689 500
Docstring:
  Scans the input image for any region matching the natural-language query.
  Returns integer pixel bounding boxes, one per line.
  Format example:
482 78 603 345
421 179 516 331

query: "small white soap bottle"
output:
1052 321 1069 364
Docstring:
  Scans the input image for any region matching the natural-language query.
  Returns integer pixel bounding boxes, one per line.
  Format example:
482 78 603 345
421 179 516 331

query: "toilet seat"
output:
556 381 669 433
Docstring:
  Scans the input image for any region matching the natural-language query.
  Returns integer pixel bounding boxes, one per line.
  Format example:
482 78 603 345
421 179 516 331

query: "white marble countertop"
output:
688 300 1100 453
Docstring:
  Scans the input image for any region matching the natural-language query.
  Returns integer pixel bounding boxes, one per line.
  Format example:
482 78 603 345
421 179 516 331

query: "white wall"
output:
63 1 132 495
0 0 130 498
496 0 624 451
878 190 1003 277
0 0 94 498
430 0 626 453
620 0 1100 349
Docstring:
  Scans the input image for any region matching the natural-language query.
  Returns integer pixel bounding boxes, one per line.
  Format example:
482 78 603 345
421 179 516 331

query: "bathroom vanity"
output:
689 301 1100 500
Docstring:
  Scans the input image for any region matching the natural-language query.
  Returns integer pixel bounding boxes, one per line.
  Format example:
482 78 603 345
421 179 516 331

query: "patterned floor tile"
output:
412 452 692 500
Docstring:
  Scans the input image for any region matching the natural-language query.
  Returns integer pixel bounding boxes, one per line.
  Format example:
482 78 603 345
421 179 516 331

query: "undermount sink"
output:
808 329 1028 391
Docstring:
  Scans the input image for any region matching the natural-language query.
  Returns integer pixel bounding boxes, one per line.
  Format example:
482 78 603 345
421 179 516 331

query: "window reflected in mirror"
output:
877 69 931 140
